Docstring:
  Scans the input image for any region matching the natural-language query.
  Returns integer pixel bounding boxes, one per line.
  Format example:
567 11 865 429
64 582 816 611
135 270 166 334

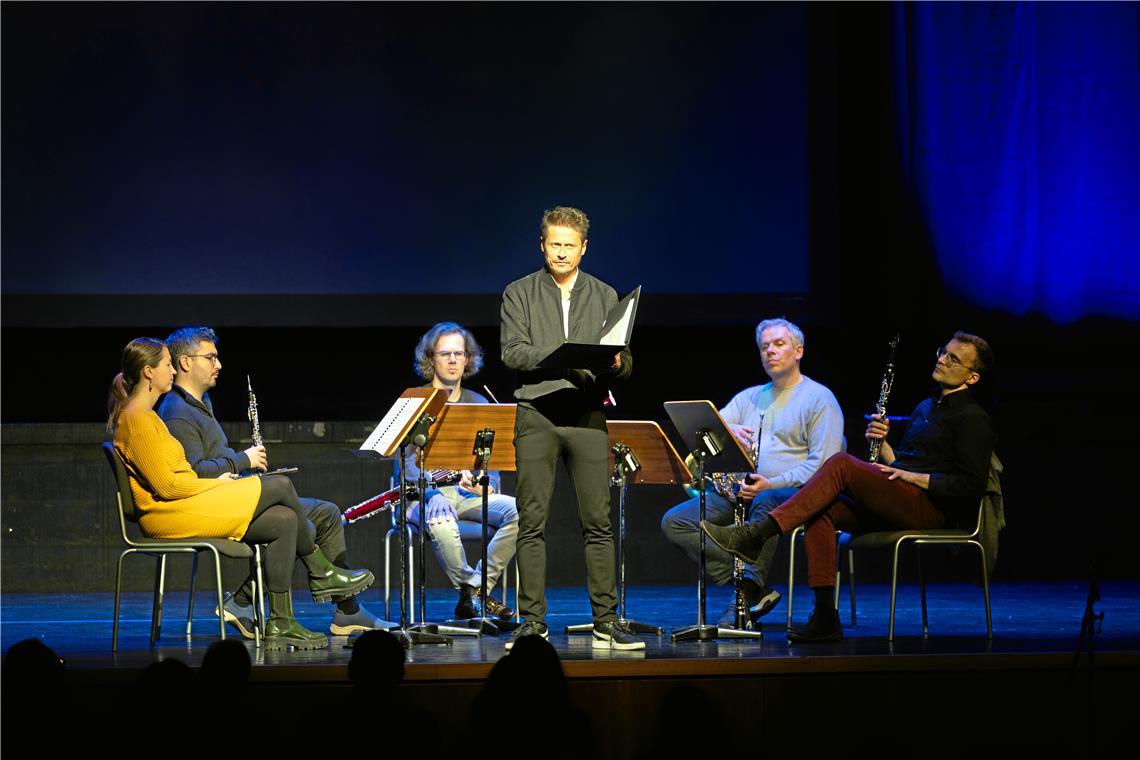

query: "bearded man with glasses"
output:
701 331 996 642
158 326 393 638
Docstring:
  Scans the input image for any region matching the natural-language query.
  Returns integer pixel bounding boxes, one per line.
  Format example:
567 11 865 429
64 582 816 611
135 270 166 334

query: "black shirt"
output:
891 388 995 521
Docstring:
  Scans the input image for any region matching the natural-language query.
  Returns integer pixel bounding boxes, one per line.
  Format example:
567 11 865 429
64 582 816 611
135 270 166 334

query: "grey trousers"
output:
660 487 797 587
514 401 618 625
238 496 352 600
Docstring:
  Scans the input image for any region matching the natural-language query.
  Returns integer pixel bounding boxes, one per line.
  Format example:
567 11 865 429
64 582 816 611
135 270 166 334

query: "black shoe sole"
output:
749 590 782 622
787 629 843 643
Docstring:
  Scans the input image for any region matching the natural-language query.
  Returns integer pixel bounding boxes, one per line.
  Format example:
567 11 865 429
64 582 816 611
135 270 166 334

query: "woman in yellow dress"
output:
108 338 373 650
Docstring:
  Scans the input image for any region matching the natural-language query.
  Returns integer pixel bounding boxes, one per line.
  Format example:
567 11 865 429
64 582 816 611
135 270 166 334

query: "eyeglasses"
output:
935 346 976 372
435 350 467 360
185 353 220 365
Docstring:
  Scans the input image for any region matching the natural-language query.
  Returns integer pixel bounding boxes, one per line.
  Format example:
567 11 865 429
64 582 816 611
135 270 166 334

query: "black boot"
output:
787 606 843 643
301 547 375 603
265 591 329 651
454 585 480 619
700 519 775 565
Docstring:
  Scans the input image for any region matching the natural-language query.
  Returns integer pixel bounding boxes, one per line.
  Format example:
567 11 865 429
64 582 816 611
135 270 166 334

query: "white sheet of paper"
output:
599 297 636 346
361 396 421 456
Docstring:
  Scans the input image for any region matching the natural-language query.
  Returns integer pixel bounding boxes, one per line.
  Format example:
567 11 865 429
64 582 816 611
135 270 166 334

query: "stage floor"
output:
4 581 1138 676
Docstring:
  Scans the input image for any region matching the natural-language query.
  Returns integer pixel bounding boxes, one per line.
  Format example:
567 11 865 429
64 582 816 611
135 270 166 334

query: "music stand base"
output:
672 623 763 642
566 618 664 635
351 627 453 647
430 621 483 637
621 618 665 635
442 617 519 636
406 622 456 644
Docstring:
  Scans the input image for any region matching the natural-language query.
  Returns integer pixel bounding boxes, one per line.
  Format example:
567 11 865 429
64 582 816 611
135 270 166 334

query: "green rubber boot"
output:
265 592 329 651
301 547 375 603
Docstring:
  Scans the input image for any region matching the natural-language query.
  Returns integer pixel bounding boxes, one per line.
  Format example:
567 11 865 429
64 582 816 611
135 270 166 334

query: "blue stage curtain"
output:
891 2 1140 322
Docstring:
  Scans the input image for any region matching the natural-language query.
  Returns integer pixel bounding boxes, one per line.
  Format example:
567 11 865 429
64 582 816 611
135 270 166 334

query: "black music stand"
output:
566 420 691 636
664 401 764 642
352 388 452 647
421 403 520 636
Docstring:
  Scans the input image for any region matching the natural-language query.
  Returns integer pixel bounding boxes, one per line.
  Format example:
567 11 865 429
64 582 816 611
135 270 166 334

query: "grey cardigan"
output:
500 267 633 402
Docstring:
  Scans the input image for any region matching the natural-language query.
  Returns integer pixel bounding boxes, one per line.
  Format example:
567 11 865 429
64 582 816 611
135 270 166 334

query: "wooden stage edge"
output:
64 650 1140 685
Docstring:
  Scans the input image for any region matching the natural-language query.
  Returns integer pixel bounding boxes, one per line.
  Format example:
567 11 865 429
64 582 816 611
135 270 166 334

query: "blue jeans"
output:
660 487 797 587
409 487 519 592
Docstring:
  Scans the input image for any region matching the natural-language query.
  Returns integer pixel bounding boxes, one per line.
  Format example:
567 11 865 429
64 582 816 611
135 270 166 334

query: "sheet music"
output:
360 395 421 456
600 295 636 346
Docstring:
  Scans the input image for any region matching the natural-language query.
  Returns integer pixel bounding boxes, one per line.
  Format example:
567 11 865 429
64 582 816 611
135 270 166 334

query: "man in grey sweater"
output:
499 205 642 651
661 318 844 627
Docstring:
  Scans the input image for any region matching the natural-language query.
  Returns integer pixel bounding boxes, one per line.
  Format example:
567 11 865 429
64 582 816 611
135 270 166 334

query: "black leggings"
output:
241 475 317 592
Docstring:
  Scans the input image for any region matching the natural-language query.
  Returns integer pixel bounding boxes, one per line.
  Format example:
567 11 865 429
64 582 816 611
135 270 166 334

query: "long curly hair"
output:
413 322 484 382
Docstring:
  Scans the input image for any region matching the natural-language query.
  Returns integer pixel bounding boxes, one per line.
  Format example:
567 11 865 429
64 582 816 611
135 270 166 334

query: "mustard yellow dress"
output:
114 408 261 540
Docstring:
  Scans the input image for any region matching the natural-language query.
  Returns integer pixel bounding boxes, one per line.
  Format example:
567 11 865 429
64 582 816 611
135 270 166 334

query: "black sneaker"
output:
749 586 782 623
592 620 646 650
215 592 257 640
504 620 548 651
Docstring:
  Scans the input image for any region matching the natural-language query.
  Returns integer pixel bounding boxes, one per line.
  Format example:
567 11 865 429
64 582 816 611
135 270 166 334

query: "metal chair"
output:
843 498 993 641
383 504 519 622
785 527 855 631
102 442 266 652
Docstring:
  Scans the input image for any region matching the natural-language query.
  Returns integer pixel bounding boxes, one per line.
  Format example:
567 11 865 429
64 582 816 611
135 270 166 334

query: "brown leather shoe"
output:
475 587 515 620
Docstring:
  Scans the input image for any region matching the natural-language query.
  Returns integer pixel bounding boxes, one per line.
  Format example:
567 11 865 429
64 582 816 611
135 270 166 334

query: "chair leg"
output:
918 548 929 637
212 548 226 641
786 527 799 631
514 559 521 623
975 541 993 638
888 541 902 642
406 526 415 624
254 545 268 646
847 547 857 626
186 552 200 637
383 529 391 620
150 555 167 646
113 550 129 652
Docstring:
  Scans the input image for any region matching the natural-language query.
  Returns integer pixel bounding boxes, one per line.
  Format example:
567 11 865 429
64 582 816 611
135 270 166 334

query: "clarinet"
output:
868 334 900 464
246 375 264 471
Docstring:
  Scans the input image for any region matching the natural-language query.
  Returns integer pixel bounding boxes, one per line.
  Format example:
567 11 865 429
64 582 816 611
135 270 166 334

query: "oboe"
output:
247 375 264 471
868 334 900 464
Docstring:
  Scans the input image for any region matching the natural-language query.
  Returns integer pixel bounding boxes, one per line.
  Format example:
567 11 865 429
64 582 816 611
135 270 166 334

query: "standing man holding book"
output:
499 205 642 651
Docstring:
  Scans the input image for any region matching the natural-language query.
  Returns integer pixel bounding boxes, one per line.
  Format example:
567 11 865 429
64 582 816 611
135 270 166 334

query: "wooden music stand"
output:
664 400 763 642
565 420 690 636
420 403 519 635
354 387 452 647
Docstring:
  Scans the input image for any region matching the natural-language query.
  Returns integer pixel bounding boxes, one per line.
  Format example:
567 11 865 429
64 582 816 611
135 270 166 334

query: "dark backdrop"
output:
3 3 1137 585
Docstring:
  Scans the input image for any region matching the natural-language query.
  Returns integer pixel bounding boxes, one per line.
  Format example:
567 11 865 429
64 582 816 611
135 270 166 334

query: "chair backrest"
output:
101 442 141 541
